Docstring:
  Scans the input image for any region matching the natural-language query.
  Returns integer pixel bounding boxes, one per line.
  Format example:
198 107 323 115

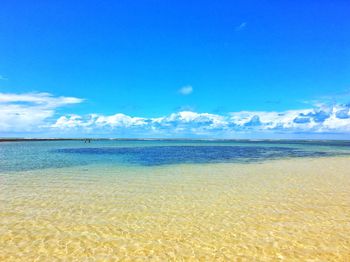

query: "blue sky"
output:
0 1 350 138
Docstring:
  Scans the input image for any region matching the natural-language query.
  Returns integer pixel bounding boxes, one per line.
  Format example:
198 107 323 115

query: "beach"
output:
2 0 349 260
1 143 350 260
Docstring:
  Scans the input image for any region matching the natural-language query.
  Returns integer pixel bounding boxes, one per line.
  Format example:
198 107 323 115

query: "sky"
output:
0 0 350 138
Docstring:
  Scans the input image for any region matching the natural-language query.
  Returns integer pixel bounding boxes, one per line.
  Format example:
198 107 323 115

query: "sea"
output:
1 139 350 260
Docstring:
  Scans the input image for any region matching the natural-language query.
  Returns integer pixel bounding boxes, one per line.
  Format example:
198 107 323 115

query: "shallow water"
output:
1 140 350 260
1 139 350 172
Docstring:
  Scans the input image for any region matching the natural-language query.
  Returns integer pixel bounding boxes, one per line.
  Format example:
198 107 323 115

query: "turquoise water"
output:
1 140 350 260
1 139 350 172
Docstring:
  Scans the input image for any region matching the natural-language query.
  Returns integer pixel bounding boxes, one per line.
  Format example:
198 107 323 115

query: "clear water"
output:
1 139 350 172
1 140 350 260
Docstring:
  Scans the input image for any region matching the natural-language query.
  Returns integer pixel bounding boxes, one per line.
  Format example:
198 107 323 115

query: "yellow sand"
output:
1 157 350 261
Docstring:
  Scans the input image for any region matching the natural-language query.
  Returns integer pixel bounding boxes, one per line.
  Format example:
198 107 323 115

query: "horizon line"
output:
1 138 350 142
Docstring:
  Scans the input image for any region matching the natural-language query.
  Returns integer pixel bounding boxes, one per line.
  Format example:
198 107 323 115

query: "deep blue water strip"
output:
55 146 343 166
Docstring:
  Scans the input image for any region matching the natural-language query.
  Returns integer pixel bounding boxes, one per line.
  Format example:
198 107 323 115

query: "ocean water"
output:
1 140 350 260
1 139 350 172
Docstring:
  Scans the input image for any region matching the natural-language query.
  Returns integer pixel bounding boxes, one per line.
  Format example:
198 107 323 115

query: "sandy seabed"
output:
1 157 350 261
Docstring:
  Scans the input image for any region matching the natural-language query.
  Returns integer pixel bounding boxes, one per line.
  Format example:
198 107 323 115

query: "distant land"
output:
1 138 350 145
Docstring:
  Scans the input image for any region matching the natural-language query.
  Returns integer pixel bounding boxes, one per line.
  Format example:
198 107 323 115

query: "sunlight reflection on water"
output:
1 156 350 260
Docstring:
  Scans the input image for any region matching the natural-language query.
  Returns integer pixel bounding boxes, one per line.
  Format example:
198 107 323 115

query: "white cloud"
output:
235 22 247 31
0 92 83 106
1 92 350 137
229 105 350 132
0 75 7 81
159 111 226 128
95 114 147 128
178 85 193 95
48 104 350 137
0 92 83 132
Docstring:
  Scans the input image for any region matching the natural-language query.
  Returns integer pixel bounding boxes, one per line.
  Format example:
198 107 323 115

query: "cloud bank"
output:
51 105 350 137
1 92 350 138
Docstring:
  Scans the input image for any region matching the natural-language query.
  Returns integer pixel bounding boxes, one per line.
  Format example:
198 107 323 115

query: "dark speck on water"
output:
1 140 349 172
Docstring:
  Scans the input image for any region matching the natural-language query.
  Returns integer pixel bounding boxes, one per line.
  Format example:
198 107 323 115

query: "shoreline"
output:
1 155 350 260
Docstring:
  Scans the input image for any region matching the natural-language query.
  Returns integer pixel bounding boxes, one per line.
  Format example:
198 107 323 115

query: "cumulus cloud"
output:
48 104 350 137
229 105 350 132
1 92 350 137
178 85 193 95
52 113 148 131
0 92 83 133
